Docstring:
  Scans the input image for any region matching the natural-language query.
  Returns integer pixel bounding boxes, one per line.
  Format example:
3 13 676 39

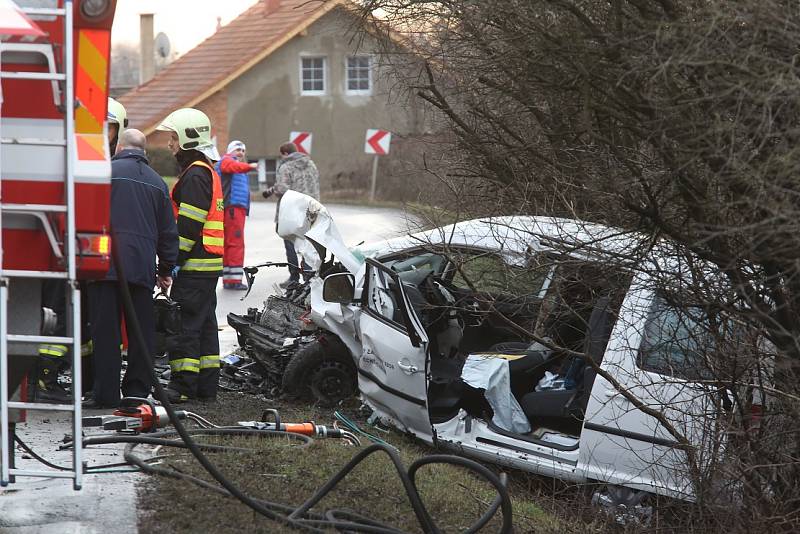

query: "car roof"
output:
357 216 645 266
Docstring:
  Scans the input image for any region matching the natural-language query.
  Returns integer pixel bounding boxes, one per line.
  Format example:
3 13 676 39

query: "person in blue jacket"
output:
216 140 256 290
84 128 178 408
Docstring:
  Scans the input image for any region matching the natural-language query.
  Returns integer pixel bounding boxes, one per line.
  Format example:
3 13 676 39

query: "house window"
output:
301 57 326 95
346 55 371 94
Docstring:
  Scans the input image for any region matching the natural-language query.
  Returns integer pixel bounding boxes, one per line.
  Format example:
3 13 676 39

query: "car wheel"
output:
309 359 357 407
282 336 356 405
591 484 653 526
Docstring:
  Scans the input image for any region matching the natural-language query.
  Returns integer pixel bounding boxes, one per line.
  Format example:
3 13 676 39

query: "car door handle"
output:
397 362 419 374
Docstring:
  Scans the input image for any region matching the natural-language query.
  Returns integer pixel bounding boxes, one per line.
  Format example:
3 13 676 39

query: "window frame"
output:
299 55 327 96
345 54 372 95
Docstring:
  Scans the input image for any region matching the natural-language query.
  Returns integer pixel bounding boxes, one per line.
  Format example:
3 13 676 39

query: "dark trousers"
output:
40 280 94 394
284 239 300 281
283 239 311 282
167 276 220 398
88 281 154 405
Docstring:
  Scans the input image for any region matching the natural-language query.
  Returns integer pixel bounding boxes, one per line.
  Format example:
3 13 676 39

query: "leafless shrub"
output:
356 0 800 529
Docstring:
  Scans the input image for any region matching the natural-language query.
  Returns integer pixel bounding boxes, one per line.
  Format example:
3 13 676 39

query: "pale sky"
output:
111 0 259 57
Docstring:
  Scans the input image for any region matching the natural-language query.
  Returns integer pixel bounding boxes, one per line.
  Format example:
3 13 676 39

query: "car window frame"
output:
635 294 719 381
361 258 423 346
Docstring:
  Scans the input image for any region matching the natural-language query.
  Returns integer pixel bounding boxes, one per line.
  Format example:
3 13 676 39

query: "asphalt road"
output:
0 200 410 533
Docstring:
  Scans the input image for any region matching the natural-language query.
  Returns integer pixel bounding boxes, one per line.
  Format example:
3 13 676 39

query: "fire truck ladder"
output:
0 1 84 489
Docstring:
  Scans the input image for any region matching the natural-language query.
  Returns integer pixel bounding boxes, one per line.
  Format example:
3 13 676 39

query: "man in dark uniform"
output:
156 108 224 403
83 128 178 408
32 98 130 403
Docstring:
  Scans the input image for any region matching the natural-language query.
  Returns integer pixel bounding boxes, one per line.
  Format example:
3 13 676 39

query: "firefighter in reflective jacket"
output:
157 108 223 403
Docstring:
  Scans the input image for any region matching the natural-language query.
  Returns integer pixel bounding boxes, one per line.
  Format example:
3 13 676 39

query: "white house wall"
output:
226 8 429 191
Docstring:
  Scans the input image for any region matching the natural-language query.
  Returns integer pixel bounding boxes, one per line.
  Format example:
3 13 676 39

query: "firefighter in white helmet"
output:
156 108 224 403
107 97 128 155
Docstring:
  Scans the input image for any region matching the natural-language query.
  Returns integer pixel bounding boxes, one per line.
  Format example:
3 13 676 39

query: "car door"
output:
579 279 718 500
357 258 433 443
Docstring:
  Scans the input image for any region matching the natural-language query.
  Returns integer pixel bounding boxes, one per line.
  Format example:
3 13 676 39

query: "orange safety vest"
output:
172 160 225 256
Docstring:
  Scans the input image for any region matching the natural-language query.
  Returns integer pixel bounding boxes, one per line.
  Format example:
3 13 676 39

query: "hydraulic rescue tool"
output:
236 408 360 445
83 397 185 432
82 401 361 445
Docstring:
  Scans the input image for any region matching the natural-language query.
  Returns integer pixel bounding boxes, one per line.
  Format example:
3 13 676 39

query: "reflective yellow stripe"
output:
200 354 220 369
82 340 93 357
202 236 224 247
182 258 223 271
38 344 68 358
170 358 200 374
178 203 208 223
204 221 223 231
179 236 196 252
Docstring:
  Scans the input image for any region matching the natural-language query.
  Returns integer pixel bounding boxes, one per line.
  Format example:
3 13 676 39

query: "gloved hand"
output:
262 188 273 199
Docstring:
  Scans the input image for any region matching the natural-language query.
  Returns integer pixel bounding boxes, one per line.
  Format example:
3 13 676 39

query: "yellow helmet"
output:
156 108 220 160
107 97 128 131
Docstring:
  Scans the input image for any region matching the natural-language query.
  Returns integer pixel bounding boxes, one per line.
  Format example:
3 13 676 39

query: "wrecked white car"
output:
277 191 757 506
228 194 547 404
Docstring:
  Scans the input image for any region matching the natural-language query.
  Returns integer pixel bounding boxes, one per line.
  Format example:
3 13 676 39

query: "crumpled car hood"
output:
276 191 364 357
276 190 361 274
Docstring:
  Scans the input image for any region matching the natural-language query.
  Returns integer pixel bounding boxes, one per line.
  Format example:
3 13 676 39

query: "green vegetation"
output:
137 393 576 533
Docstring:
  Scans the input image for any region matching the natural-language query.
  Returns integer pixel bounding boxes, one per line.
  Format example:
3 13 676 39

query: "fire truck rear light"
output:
77 233 110 256
91 235 110 255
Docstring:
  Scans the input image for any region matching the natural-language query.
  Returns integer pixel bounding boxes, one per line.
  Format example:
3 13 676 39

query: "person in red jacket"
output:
215 140 256 289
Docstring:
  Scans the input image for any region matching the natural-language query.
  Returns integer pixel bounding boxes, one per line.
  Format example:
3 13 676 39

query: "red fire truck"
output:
0 0 116 489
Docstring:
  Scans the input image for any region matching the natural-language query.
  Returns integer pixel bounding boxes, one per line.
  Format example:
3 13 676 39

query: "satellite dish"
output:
155 32 171 59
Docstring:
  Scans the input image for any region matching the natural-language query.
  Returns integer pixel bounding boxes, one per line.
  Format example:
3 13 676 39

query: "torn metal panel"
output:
276 190 361 274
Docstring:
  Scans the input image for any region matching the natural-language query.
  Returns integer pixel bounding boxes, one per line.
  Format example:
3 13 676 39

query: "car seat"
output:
518 296 615 433
484 341 554 398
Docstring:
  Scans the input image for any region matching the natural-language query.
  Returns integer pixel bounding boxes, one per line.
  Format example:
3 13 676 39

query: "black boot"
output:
81 340 94 395
33 357 70 403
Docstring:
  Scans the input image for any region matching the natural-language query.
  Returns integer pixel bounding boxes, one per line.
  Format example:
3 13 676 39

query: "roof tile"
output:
120 0 345 133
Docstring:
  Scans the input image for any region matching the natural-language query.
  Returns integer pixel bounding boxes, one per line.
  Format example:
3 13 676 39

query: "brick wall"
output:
197 89 229 154
146 130 171 152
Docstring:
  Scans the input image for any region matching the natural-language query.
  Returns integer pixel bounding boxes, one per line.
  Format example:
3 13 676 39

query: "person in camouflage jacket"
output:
263 142 320 285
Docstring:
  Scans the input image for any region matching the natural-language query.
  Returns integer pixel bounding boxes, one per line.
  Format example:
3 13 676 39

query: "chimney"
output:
139 13 155 84
263 0 281 16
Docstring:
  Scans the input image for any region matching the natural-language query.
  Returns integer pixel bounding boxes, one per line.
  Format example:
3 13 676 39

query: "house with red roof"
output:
120 0 430 197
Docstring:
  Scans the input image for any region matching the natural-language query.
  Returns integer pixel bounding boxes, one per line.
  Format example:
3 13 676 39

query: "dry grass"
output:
135 392 582 533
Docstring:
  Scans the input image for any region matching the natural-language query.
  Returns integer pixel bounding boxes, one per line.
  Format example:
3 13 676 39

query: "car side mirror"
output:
322 273 355 304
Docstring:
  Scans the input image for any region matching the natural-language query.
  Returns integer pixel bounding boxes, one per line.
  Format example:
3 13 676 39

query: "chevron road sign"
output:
289 131 312 154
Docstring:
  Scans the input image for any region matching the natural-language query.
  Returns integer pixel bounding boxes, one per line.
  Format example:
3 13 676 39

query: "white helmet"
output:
157 108 220 161
107 97 128 132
